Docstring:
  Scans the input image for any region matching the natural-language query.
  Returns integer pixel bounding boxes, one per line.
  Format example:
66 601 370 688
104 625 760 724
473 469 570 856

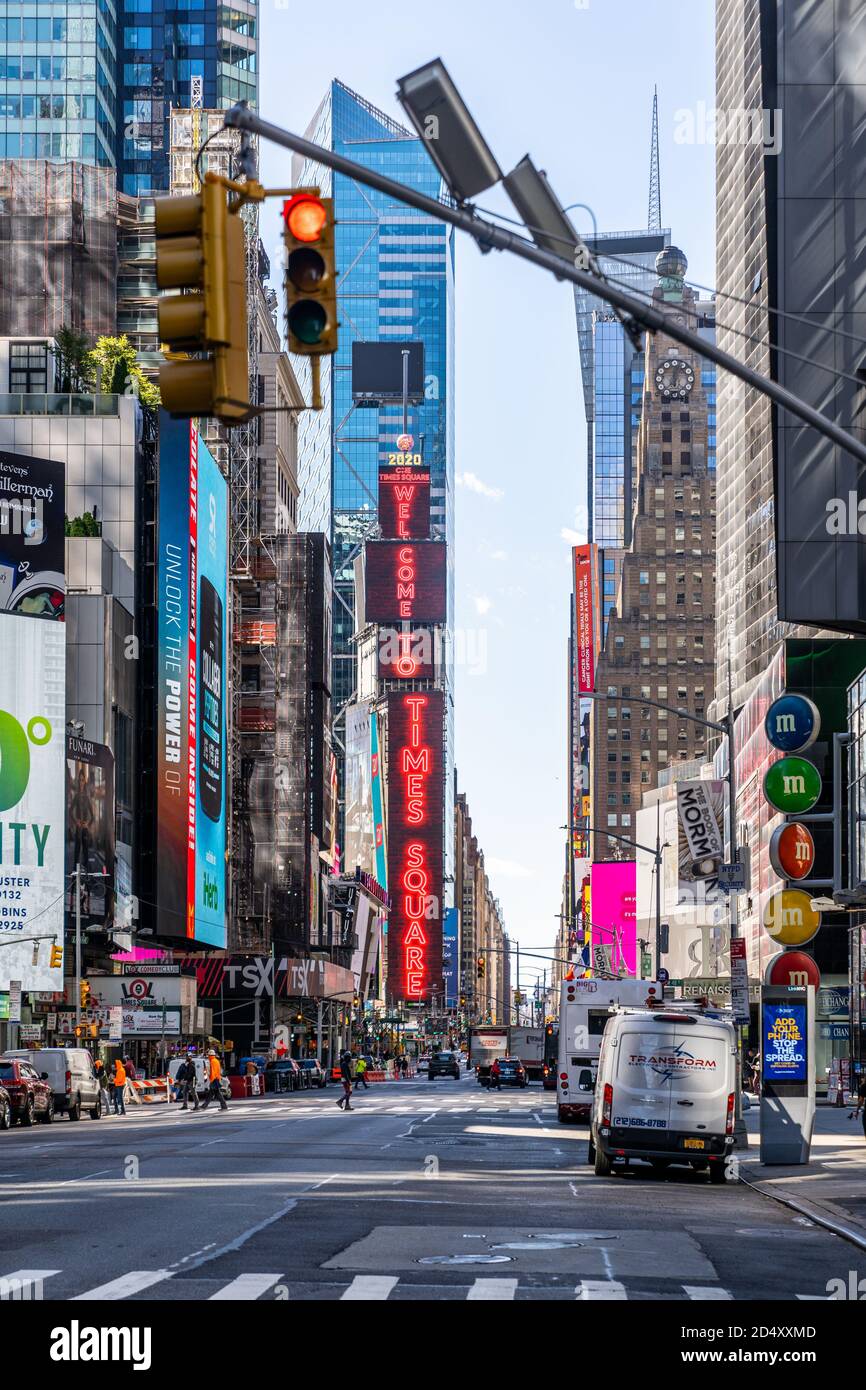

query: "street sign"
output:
769 822 815 881
8 980 21 1023
730 938 750 1022
764 694 821 753
763 889 821 946
763 757 822 814
717 862 747 891
657 967 669 983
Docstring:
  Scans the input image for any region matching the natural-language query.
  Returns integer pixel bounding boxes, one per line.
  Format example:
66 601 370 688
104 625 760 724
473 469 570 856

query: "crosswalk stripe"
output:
72 1271 171 1301
340 1275 398 1301
576 1279 627 1300
210 1273 283 1301
0 1269 60 1296
684 1285 733 1301
466 1278 518 1301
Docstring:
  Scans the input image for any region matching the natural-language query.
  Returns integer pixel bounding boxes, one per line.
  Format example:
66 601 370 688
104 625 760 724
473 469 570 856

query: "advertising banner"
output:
378 466 431 540
344 702 376 879
762 1001 808 1082
156 417 227 948
590 861 637 977
442 906 458 1007
0 450 65 620
573 544 597 694
365 540 446 624
676 780 726 903
65 735 114 926
371 710 388 894
0 614 66 991
385 690 444 1002
377 626 436 681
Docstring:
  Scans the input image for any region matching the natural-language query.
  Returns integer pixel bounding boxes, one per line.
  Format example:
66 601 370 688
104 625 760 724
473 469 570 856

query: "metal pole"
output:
726 649 747 1147
317 1000 323 1064
74 863 82 1030
223 105 866 473
516 940 520 1027
270 941 276 1052
655 801 662 976
401 348 409 437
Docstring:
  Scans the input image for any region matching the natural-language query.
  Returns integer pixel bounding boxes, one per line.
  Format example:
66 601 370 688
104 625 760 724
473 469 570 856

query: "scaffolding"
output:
0 159 118 338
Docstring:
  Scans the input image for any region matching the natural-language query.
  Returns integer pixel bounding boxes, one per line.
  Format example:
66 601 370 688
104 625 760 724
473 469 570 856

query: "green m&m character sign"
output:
763 756 822 815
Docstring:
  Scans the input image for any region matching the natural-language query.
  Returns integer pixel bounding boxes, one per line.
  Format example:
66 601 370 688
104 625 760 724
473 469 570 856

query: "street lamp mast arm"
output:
582 689 725 734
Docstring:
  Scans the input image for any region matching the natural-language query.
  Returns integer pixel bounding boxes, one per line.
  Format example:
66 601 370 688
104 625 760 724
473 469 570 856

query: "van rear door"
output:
613 1025 678 1134
666 1024 733 1142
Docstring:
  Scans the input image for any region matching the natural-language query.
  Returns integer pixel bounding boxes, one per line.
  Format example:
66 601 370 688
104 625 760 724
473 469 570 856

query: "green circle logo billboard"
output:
763 757 822 814
0 710 51 811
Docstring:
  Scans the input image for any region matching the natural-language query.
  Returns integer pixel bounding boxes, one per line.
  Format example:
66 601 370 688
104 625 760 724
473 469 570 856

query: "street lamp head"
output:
396 58 502 204
503 156 581 261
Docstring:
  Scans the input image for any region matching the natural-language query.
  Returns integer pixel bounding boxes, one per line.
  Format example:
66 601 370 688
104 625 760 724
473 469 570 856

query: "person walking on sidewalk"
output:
336 1050 354 1110
354 1055 369 1091
176 1056 199 1111
201 1049 228 1111
111 1057 127 1115
853 1073 866 1139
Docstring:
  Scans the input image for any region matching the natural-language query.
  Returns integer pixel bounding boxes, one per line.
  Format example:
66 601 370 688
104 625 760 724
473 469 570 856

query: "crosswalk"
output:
0 1266 746 1302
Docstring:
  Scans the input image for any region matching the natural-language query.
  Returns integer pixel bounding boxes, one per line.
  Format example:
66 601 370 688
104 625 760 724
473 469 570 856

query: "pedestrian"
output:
852 1072 866 1140
94 1059 110 1115
400 1055 408 1079
123 1055 138 1083
176 1055 199 1111
111 1056 127 1115
336 1050 353 1110
354 1054 369 1091
201 1049 228 1111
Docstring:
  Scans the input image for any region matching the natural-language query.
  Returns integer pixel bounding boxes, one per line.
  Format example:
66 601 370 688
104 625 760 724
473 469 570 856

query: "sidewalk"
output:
739 1105 866 1246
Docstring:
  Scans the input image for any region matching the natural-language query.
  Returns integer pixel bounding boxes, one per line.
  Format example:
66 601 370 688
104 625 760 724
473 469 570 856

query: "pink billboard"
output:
590 861 637 977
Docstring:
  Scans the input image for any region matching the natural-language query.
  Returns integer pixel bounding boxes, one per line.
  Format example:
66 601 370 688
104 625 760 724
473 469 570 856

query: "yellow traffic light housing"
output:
50 944 62 969
80 980 91 1009
155 173 250 423
283 192 338 357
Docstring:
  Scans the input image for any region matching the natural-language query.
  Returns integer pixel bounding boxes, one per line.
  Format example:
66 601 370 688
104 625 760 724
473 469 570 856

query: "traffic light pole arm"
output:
0 934 58 948
223 105 866 472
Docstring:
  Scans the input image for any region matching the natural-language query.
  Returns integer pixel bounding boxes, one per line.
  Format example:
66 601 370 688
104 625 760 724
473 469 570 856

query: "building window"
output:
10 341 48 392
607 814 618 827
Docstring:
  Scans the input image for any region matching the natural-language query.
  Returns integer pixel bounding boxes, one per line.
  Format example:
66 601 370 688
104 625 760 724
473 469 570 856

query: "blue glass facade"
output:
0 1 257 193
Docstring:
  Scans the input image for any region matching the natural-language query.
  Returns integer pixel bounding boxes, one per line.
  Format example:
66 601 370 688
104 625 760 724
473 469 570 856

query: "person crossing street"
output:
354 1054 369 1091
176 1055 199 1111
201 1049 228 1111
111 1056 127 1115
336 1050 354 1110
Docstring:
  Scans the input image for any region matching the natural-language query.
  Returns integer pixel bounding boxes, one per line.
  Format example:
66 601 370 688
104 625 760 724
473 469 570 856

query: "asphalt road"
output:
0 1072 859 1301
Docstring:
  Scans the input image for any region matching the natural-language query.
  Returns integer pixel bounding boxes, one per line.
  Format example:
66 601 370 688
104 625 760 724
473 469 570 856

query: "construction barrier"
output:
129 1078 170 1104
228 1074 265 1099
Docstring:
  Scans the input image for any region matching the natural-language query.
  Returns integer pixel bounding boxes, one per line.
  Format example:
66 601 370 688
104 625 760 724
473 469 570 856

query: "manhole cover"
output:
417 1254 514 1267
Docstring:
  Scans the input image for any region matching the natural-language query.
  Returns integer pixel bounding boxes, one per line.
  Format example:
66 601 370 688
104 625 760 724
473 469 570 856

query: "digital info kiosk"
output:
759 985 816 1165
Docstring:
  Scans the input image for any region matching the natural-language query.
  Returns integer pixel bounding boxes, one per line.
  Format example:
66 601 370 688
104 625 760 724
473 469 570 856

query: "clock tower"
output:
638 246 712 483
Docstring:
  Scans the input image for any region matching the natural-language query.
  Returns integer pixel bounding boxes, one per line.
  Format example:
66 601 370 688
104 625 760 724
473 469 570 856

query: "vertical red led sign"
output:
386 690 444 1003
378 466 431 539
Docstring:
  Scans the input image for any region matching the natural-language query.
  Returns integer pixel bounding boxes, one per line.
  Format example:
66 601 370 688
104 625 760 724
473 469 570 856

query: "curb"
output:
738 1171 866 1253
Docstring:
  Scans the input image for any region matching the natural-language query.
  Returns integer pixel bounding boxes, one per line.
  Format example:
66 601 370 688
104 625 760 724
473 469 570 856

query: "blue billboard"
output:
156 415 227 948
442 907 458 1007
762 1002 808 1083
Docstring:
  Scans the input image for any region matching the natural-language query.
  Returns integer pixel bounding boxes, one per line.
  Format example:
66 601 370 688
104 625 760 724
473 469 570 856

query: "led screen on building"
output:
386 690 444 1003
378 466 431 540
365 541 446 625
0 450 65 621
377 625 436 681
156 416 227 948
590 860 637 977
66 736 114 926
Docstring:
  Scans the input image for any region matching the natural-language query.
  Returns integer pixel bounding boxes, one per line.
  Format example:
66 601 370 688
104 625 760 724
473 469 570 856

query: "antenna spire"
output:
648 85 661 231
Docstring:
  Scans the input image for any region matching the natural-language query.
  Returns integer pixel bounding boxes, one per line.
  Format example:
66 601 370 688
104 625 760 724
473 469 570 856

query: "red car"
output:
0 1057 54 1125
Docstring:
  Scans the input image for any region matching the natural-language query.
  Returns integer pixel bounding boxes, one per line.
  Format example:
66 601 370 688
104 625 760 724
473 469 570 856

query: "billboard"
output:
386 690 444 1002
442 906 459 1007
590 861 637 977
365 541 446 624
378 466 431 540
351 341 425 402
762 1001 808 1082
371 710 387 892
377 626 436 681
344 702 376 878
156 416 227 948
0 614 66 991
0 450 65 620
676 780 726 903
574 544 598 694
65 735 114 926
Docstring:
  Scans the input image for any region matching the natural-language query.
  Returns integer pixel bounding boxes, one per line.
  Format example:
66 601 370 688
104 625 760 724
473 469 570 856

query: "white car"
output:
417 1055 430 1074
589 1004 738 1184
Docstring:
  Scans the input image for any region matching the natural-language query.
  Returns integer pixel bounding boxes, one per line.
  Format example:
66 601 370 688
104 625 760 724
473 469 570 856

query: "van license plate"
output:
684 1138 705 1150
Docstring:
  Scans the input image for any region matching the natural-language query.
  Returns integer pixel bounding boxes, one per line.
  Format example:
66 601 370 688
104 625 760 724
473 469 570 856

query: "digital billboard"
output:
351 341 425 402
590 861 637 977
156 416 227 948
0 450 65 621
365 541 446 625
65 735 114 926
574 544 599 694
762 1002 808 1083
377 626 436 681
378 466 431 540
0 613 66 991
386 690 444 1002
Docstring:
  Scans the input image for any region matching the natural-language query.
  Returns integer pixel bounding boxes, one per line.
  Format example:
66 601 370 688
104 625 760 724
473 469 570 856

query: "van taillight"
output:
559 1072 568 1080
65 1070 72 1093
726 1092 735 1135
602 1083 613 1127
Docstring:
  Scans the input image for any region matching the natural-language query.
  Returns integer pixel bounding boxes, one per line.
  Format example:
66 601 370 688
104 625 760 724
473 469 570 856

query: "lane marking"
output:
683 1285 733 1300
72 1270 172 1301
467 1278 518 1301
576 1279 627 1300
0 1268 60 1294
209 1273 283 1301
341 1275 398 1301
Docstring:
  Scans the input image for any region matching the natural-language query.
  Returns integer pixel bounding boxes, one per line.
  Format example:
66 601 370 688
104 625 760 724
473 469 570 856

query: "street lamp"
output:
395 58 502 204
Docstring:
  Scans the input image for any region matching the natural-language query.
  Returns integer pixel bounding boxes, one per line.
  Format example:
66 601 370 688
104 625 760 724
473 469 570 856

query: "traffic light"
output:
155 173 250 422
80 980 90 1009
476 955 485 979
50 944 63 969
89 1023 99 1040
283 192 338 356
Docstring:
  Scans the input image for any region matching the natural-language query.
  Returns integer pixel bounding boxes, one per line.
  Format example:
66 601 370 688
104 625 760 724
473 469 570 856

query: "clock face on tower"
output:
654 356 695 401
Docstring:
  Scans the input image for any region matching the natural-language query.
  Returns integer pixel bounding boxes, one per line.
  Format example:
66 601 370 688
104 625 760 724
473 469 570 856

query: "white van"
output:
588 1005 737 1184
4 1047 101 1120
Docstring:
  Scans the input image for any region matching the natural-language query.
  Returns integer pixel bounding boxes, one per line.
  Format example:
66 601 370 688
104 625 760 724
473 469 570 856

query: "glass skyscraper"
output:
0 1 257 194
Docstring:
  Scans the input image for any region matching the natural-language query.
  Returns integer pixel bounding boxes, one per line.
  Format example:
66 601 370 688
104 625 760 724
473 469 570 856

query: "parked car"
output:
0 1083 12 1130
0 1057 54 1125
3 1047 100 1120
265 1058 306 1093
489 1057 528 1089
428 1050 461 1081
297 1059 327 1088
417 1055 431 1074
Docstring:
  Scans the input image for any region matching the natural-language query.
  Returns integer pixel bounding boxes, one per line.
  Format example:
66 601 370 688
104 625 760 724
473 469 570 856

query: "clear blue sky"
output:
260 0 716 982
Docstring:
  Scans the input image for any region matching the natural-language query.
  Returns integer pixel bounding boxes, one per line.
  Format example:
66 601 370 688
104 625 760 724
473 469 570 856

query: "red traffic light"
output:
284 194 327 243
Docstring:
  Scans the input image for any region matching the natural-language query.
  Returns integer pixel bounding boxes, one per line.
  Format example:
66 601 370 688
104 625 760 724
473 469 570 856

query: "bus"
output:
556 977 663 1122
